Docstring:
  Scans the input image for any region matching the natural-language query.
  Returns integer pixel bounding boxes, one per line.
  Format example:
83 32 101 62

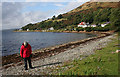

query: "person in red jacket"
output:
20 41 33 70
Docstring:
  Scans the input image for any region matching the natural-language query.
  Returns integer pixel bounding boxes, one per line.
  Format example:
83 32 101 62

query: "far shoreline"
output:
13 29 115 35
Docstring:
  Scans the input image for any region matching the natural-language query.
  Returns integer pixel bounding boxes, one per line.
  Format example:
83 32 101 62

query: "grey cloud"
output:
23 11 50 23
2 2 51 29
0 2 2 30
2 2 83 30
26 0 71 2
2 2 23 29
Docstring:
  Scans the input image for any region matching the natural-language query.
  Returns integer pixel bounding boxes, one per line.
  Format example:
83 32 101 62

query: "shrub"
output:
76 27 84 32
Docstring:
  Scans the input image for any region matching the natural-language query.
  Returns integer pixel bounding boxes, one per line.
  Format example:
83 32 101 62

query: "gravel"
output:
2 34 115 75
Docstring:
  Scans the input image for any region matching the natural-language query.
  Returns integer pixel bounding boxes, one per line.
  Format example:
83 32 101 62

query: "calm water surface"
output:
1 29 96 56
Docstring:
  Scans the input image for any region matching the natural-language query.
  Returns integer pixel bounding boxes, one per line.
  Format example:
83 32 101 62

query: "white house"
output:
78 22 87 28
101 22 110 27
101 24 106 27
49 27 54 30
91 24 96 27
27 29 29 31
78 22 110 28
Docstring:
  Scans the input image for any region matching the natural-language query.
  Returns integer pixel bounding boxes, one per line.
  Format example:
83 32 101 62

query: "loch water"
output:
1 29 96 56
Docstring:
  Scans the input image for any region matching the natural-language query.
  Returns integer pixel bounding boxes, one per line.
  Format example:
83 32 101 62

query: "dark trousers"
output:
24 56 32 69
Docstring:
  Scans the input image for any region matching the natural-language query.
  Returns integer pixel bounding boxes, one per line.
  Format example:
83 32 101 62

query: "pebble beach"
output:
1 33 116 75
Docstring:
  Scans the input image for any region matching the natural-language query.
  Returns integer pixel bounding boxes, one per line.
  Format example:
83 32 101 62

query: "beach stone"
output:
71 45 75 48
116 50 120 53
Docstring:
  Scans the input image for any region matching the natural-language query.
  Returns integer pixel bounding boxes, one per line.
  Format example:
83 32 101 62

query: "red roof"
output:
79 22 85 25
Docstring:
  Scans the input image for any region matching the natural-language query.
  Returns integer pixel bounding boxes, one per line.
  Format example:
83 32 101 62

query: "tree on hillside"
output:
110 8 120 31
22 23 33 30
52 15 56 20
57 14 63 19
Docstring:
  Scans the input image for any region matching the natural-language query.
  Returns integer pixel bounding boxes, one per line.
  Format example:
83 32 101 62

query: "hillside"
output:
21 2 120 31
65 2 119 15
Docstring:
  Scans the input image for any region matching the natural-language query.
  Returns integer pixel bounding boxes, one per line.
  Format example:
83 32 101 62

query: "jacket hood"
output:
22 43 29 47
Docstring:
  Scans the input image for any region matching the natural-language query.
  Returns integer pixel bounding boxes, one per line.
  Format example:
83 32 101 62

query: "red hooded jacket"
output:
20 43 32 58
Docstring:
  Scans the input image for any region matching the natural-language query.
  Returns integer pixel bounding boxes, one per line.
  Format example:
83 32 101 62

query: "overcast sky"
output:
2 0 119 30
2 2 86 29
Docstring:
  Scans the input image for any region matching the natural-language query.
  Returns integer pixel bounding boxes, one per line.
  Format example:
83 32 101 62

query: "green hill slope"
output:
21 2 120 31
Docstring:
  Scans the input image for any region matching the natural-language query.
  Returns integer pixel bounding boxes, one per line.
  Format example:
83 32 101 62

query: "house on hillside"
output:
49 27 54 30
78 22 110 28
101 22 110 27
78 22 87 28
27 29 29 31
91 24 96 27
101 24 106 27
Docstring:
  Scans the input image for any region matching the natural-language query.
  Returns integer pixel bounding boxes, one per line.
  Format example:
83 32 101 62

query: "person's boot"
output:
25 68 28 70
30 67 33 69
24 65 28 70
29 66 33 69
28 59 33 69
24 58 28 70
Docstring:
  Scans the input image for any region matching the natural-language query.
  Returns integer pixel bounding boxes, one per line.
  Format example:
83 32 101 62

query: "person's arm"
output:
29 45 32 54
29 44 32 57
20 46 23 57
28 44 32 54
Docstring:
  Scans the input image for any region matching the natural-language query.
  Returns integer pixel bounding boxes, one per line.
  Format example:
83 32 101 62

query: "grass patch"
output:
52 34 118 75
46 18 67 22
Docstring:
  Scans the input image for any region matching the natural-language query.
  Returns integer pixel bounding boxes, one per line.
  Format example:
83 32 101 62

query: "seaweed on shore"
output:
2 33 111 69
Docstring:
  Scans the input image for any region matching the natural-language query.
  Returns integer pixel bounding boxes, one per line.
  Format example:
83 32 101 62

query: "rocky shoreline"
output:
2 32 112 69
2 32 116 75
